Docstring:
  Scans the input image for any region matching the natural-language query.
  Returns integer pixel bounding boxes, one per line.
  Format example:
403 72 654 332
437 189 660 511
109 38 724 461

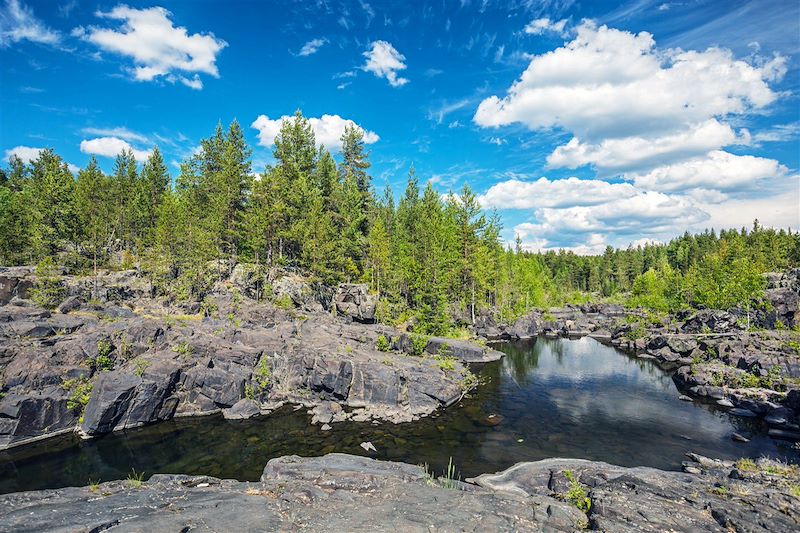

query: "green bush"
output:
273 294 294 310
434 354 457 372
375 335 391 352
171 342 193 359
132 358 150 377
252 356 272 394
62 377 93 413
88 340 114 371
30 257 66 309
410 333 429 356
564 470 592 513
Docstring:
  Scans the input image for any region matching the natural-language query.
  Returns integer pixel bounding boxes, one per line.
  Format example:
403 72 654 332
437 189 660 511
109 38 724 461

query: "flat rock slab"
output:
0 454 583 532
1 453 797 532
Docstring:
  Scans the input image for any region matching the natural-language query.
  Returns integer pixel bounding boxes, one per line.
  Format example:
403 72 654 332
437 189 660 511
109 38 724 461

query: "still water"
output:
1 336 797 493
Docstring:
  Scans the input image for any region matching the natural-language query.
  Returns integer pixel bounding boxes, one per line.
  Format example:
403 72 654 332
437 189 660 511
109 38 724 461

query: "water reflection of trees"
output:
497 339 543 386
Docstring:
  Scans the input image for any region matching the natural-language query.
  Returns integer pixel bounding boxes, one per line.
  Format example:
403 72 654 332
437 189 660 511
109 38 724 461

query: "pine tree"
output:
340 124 371 194
29 149 78 260
109 149 138 252
450 184 486 324
75 157 110 294
139 146 170 243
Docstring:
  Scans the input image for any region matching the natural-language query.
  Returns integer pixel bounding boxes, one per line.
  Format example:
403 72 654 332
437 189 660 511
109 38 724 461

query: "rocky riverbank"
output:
0 266 501 450
0 451 797 532
484 269 800 442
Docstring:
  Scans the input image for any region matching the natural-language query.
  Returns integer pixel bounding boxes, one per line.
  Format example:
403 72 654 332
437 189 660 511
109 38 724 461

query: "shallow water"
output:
1 336 797 493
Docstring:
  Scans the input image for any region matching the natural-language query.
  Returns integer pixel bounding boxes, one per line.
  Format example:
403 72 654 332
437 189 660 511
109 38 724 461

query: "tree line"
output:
1 111 798 332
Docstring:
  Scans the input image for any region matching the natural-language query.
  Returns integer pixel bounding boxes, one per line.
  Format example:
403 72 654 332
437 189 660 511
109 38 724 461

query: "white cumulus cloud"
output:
4 145 45 163
362 40 408 87
627 150 789 194
80 137 152 160
475 21 783 141
546 119 740 172
251 114 379 152
0 0 60 47
74 5 227 89
479 176 638 209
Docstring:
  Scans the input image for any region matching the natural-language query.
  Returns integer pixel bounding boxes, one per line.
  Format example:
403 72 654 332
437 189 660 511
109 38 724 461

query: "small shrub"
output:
435 354 457 372
171 342 193 359
444 327 472 340
789 484 800 499
376 335 391 352
132 358 150 377
711 485 729 496
410 334 430 356
273 294 294 310
30 258 66 309
226 312 241 329
200 296 217 318
252 356 272 394
458 368 482 394
88 479 100 493
88 340 114 371
244 384 256 400
624 321 647 341
736 372 760 389
62 377 93 413
563 470 592 513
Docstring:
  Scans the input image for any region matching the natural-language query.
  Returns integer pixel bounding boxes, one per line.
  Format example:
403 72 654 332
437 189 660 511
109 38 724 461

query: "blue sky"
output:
1 0 798 253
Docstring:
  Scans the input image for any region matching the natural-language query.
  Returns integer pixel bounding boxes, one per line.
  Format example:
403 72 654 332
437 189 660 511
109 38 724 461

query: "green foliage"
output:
563 470 592 513
132 358 150 377
87 340 114 371
30 257 66 309
244 384 256 400
273 294 294 310
711 485 730 496
735 458 757 472
458 368 482 393
171 342 193 359
734 365 785 391
409 333 430 356
126 469 145 489
627 263 685 313
685 243 767 312
622 316 648 341
252 356 272 395
200 296 218 318
434 354 457 372
375 335 391 352
62 377 93 413
439 457 463 490
2 113 797 328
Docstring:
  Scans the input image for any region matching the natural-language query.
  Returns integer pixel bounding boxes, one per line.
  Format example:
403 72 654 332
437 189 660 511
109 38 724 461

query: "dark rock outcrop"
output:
0 272 493 448
764 268 800 327
334 283 377 323
0 452 796 532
